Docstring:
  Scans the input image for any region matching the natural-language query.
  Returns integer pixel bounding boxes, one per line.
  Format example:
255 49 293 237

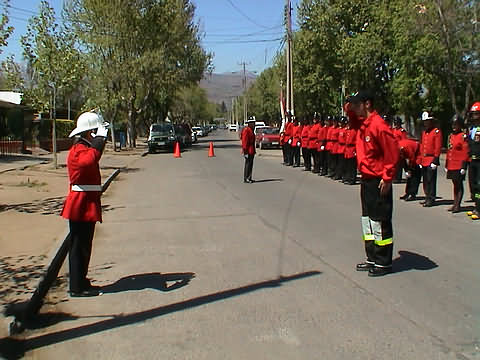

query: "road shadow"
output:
431 199 453 207
0 196 64 215
0 270 320 359
392 250 438 273
101 272 196 294
251 179 284 183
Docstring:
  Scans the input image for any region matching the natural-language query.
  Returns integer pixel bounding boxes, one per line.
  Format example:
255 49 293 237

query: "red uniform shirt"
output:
284 122 294 143
317 125 327 152
356 111 399 182
398 138 420 169
301 125 311 148
308 123 320 150
61 140 103 223
326 125 337 152
420 127 443 166
344 128 357 159
292 124 302 147
337 127 347 156
241 126 256 155
446 132 469 170
392 127 407 142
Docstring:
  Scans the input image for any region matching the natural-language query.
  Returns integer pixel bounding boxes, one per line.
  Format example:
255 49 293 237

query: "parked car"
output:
228 124 237 131
192 126 204 137
255 127 281 149
148 123 176 153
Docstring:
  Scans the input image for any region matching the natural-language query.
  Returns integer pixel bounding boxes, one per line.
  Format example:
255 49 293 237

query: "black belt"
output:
346 144 355 147
423 153 434 157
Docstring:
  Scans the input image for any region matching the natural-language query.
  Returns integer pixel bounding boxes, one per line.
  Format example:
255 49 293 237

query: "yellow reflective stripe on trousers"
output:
362 216 374 241
375 238 393 246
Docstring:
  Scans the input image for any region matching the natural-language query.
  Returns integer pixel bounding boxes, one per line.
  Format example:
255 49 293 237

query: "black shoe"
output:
70 288 101 297
247 179 254 183
423 201 434 207
399 194 409 200
356 262 374 271
405 195 416 201
368 266 392 277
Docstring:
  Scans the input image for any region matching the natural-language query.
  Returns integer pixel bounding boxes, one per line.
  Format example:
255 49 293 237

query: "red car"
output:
255 127 281 149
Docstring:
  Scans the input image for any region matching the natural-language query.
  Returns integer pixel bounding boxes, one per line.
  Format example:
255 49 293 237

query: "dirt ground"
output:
0 143 146 336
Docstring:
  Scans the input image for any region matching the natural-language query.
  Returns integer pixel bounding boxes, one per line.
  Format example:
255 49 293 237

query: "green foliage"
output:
246 67 281 124
172 85 217 124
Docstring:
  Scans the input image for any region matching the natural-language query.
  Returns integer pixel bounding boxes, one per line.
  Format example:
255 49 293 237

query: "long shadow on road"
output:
0 270 320 359
393 250 438 273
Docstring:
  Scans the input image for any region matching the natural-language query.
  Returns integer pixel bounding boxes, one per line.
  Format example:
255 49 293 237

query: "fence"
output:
0 138 23 155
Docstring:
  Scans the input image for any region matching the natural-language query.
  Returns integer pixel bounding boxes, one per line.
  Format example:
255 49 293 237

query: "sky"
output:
1 0 299 75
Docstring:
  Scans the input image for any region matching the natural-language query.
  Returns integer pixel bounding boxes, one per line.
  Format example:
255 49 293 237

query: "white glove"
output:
320 146 325 151
95 124 108 138
405 171 411 178
244 154 248 159
288 139 292 145
297 141 301 147
460 168 466 175
430 163 437 170
419 164 422 169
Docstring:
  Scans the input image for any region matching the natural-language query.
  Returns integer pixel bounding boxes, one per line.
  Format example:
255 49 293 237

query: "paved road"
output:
3 130 479 359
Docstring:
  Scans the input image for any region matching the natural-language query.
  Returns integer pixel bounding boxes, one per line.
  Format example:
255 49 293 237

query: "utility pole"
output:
48 82 57 169
285 0 294 115
238 61 250 126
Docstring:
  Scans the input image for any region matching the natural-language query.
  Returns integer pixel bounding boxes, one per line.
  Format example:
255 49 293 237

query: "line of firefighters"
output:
279 101 480 220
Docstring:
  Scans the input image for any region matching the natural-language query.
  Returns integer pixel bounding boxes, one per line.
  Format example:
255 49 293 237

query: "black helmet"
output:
341 116 348 124
451 114 464 127
393 117 403 125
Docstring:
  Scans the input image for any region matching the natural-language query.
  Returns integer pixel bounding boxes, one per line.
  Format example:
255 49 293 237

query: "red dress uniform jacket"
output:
337 128 347 156
392 127 407 142
398 138 420 169
446 132 469 170
61 141 103 223
356 111 399 182
420 128 442 166
344 128 357 159
308 123 320 150
317 125 327 152
330 127 341 154
292 124 302 147
301 125 311 148
326 126 336 152
284 122 294 144
241 126 256 155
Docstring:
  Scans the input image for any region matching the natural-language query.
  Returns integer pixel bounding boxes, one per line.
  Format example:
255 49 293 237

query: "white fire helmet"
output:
69 111 109 137
421 111 434 121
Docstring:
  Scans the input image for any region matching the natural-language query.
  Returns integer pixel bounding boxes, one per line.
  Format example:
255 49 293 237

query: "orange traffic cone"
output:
173 141 181 158
208 142 215 157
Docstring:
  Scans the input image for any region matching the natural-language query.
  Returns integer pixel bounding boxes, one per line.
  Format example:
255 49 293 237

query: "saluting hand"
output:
378 179 392 197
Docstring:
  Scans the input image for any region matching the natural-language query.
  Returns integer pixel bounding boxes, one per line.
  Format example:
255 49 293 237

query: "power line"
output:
225 0 271 29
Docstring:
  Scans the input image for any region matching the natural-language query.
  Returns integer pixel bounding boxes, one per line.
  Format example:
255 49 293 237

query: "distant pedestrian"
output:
61 110 109 297
242 116 256 183
398 138 421 201
345 90 399 277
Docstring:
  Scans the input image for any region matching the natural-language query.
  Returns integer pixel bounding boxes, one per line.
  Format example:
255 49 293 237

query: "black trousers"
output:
281 144 287 164
405 165 421 196
319 151 328 175
285 143 293 165
422 166 438 204
470 160 480 212
69 220 96 292
360 178 394 267
312 149 319 173
292 146 301 166
327 151 336 177
335 155 345 180
244 154 254 181
344 157 357 184
394 160 404 182
302 147 311 170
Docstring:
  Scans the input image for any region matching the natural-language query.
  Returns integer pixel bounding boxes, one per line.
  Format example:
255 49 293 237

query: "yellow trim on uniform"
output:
363 234 375 241
375 238 393 246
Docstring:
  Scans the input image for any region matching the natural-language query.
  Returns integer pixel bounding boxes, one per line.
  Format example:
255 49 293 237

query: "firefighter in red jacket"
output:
325 116 338 178
309 113 321 173
284 112 294 166
466 102 480 219
445 115 469 213
242 116 256 183
346 90 399 277
318 116 328 175
398 138 421 201
61 111 109 297
301 118 312 171
335 117 347 180
291 117 302 167
343 121 357 184
419 111 443 207
392 117 407 183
